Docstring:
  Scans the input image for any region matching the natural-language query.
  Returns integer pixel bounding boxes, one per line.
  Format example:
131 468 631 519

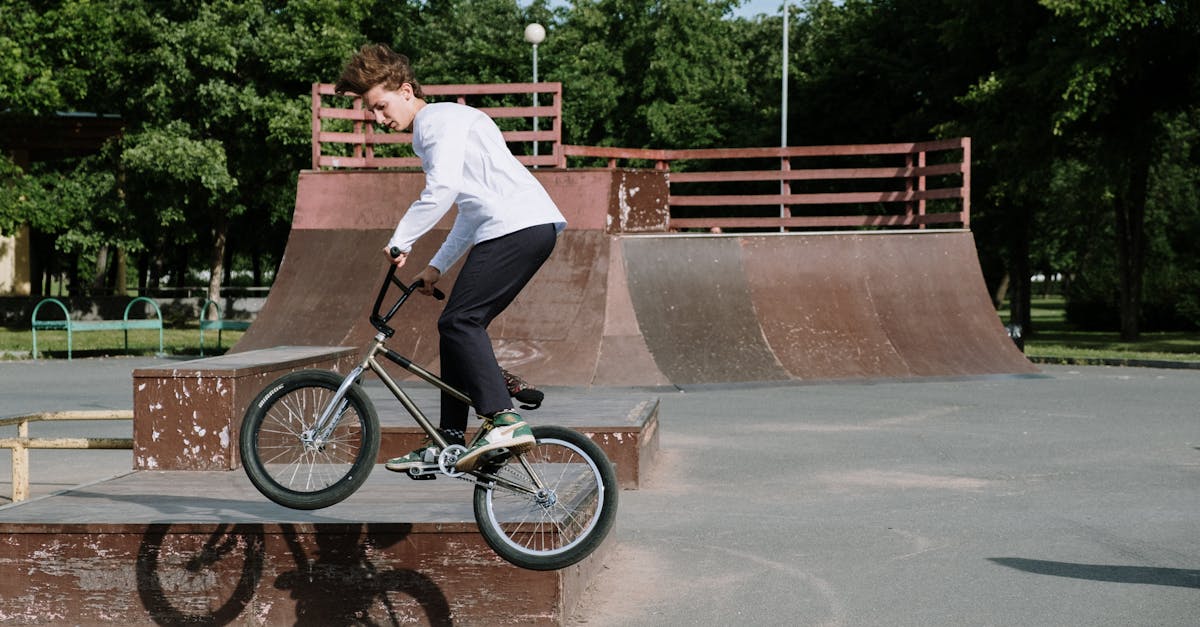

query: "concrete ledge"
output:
0 470 611 625
369 385 661 490
132 346 359 471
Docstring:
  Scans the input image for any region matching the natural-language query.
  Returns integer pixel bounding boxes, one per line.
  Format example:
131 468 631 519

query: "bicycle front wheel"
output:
473 425 618 570
239 370 380 510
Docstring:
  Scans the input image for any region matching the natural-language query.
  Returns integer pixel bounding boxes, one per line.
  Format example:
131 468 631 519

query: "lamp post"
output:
780 1 790 229
781 1 789 152
524 23 546 160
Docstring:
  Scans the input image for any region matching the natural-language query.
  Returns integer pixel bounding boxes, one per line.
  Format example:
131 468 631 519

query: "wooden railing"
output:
309 82 969 231
564 139 971 230
311 82 564 169
0 410 133 502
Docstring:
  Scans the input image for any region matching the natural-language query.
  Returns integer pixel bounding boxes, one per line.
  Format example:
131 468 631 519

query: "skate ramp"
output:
621 232 1038 383
234 170 1036 385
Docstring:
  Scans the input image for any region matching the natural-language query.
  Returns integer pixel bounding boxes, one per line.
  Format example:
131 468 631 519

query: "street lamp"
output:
780 1 790 229
781 1 789 151
524 23 546 159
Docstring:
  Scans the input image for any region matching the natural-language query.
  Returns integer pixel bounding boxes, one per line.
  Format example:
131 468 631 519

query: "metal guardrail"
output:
31 297 164 360
0 410 133 502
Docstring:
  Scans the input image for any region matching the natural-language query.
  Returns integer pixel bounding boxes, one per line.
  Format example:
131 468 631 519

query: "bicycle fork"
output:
305 337 392 450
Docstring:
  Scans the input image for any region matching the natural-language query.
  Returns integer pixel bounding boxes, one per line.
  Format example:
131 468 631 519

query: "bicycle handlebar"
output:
370 260 445 337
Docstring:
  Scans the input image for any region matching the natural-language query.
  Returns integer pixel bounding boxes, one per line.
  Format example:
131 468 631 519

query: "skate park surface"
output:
2 357 1197 625
0 165 1190 624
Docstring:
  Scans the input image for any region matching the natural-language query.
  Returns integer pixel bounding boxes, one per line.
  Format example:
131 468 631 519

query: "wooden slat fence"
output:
311 82 564 169
563 139 971 230
309 81 969 231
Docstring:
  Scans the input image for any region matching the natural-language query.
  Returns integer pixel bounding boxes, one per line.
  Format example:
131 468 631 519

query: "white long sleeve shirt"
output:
387 102 566 272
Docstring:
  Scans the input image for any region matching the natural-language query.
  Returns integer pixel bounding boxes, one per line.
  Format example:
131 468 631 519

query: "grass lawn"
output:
0 326 244 360
4 295 1198 364
1002 296 1200 364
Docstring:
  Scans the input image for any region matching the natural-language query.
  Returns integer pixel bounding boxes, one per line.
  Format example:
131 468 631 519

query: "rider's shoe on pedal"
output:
385 429 465 474
455 411 535 472
502 368 544 410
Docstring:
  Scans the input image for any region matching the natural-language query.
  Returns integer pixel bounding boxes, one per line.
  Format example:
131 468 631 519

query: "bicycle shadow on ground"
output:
49 490 454 624
137 522 453 626
989 557 1200 589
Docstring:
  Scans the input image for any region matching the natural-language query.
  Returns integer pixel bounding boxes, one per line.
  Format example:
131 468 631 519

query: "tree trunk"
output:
1114 136 1152 342
992 272 1010 309
252 245 262 286
114 247 128 296
172 246 186 290
137 252 148 294
91 245 110 293
207 213 228 320
149 238 166 297
66 252 80 298
30 229 47 297
1007 202 1034 337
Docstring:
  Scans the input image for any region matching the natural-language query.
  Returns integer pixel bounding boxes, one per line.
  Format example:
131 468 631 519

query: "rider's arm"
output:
386 108 468 255
429 211 477 272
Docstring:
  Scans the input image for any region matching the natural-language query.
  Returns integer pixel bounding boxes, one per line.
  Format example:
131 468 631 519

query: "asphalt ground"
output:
1 357 1197 626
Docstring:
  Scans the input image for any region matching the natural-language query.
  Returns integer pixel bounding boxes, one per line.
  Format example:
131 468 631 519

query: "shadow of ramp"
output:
989 557 1200 589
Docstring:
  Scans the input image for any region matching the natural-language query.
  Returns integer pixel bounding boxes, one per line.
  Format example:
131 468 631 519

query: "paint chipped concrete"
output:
131 347 357 471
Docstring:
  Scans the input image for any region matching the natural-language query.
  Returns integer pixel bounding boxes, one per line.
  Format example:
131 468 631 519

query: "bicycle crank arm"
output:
404 464 439 480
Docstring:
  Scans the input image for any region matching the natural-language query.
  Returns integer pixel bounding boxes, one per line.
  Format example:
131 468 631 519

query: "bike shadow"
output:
136 520 454 626
56 490 455 624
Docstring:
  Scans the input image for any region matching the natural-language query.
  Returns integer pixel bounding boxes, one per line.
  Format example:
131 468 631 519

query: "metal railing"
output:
0 410 133 502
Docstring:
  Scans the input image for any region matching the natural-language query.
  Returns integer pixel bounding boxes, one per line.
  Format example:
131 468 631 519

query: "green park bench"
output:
199 298 250 355
31 297 164 360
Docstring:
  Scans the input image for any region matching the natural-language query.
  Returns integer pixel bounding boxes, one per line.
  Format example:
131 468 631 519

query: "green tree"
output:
552 0 753 148
0 0 125 294
1040 0 1200 339
933 0 1063 335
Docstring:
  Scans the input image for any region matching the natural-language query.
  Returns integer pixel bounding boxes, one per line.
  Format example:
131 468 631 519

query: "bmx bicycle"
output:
238 264 618 571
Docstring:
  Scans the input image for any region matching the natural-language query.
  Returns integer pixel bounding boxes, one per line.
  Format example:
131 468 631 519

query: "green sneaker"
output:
385 440 441 473
455 411 535 472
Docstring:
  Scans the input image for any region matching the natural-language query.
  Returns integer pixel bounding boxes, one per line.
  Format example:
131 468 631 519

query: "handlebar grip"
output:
385 248 444 299
412 279 446 301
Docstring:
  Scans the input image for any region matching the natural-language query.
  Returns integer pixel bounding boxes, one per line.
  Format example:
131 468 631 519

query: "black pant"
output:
438 223 557 433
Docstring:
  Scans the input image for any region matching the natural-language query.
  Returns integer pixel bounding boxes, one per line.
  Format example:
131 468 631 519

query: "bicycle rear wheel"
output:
239 370 380 510
472 425 618 570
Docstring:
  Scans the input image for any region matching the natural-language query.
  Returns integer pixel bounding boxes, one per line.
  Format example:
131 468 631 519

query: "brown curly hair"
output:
335 44 424 98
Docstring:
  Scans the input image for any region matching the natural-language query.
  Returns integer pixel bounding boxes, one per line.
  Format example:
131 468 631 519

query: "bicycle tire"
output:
472 425 618 570
239 370 380 510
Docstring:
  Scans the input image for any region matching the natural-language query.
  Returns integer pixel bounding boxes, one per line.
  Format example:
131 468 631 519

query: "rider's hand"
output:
413 265 441 296
384 246 408 268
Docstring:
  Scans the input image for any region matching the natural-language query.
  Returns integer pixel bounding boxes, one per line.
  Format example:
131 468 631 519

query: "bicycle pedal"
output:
404 464 440 480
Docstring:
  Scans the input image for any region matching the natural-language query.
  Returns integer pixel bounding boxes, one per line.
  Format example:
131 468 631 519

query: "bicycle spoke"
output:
475 429 612 568
248 378 372 494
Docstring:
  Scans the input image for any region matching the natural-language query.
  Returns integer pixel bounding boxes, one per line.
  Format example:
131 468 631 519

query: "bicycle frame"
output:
307 265 546 495
237 261 617 570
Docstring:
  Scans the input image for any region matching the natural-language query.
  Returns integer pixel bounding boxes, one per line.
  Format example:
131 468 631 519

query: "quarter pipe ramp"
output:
233 170 1036 386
